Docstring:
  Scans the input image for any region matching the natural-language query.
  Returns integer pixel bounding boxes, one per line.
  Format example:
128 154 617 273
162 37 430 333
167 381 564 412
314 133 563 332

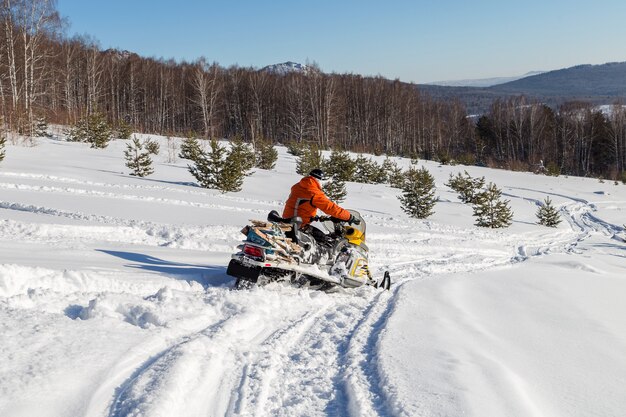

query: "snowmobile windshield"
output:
347 209 366 235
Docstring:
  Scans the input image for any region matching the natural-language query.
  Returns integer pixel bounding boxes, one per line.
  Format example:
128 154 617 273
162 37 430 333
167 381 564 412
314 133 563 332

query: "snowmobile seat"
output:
268 210 303 244
267 210 291 224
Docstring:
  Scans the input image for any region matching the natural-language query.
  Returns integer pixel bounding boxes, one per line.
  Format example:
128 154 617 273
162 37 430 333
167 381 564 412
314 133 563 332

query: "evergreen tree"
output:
86 112 112 148
65 113 111 148
0 131 6 163
188 139 254 193
117 120 133 139
33 117 50 137
221 138 255 192
322 149 355 182
145 139 160 155
189 139 226 189
546 161 561 177
66 118 88 142
179 135 202 161
255 139 278 170
296 146 323 176
124 136 155 177
536 197 561 227
445 171 485 203
382 158 405 188
354 155 385 183
323 177 348 203
227 137 255 174
472 182 513 228
287 140 305 156
398 166 437 219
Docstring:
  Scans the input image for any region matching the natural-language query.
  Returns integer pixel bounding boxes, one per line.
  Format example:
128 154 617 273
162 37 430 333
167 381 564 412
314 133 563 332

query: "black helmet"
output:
308 168 325 180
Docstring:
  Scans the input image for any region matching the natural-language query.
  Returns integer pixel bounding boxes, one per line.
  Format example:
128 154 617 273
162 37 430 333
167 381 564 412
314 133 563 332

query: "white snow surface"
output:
1 136 625 417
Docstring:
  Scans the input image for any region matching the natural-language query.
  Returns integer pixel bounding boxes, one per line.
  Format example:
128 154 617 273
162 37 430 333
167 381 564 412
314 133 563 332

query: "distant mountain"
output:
261 61 311 75
491 62 626 96
427 71 545 88
418 61 626 114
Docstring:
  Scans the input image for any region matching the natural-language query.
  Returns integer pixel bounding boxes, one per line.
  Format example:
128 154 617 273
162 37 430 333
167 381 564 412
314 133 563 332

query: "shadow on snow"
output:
96 249 232 288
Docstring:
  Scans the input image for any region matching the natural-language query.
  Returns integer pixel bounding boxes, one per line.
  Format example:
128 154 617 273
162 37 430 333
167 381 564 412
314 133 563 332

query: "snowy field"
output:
1 135 625 417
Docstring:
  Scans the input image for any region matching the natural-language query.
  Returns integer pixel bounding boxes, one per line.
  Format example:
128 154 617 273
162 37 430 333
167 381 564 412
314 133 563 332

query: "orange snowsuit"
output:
283 176 351 227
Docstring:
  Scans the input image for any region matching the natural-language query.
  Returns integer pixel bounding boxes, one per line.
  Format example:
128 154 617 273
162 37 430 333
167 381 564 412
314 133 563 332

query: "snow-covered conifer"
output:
398 166 437 219
117 120 133 139
189 139 226 190
66 119 88 142
124 136 154 177
189 138 254 193
86 113 112 148
323 149 355 182
145 139 160 155
323 176 347 203
354 155 385 184
296 146 323 176
536 197 561 227
445 171 484 203
65 113 111 148
255 139 278 170
221 137 255 192
179 135 202 161
33 117 50 137
472 182 513 228
382 158 405 188
287 140 305 156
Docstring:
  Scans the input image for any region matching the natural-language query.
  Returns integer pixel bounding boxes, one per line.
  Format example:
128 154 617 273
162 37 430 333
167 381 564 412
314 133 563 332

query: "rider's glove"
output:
348 214 361 225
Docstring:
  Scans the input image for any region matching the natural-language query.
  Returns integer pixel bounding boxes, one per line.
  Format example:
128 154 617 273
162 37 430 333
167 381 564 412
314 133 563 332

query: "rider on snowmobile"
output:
282 168 360 228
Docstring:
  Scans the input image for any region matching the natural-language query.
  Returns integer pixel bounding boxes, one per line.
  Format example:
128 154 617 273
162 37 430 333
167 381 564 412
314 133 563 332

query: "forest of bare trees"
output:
1 0 625 180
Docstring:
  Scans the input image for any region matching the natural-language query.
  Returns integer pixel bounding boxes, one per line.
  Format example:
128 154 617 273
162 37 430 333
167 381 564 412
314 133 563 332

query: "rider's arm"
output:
311 193 351 221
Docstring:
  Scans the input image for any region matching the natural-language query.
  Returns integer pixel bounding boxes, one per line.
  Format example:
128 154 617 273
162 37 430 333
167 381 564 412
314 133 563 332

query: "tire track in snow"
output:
225 302 331 416
0 171 282 207
0 182 266 214
99 288 335 417
0 201 240 250
335 285 401 417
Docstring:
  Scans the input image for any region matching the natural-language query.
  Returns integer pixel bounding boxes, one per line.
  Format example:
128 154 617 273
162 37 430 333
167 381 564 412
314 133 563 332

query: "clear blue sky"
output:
57 0 626 83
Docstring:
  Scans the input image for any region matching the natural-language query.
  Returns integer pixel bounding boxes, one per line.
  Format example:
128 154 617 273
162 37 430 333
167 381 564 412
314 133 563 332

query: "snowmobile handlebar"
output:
310 215 361 225
310 215 342 223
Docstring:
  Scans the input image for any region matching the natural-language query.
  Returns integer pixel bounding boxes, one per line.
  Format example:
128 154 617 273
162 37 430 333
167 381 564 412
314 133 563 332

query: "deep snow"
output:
1 134 625 417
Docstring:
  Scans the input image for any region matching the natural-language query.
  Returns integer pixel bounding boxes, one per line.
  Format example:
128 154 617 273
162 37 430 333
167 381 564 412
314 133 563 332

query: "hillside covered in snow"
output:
1 135 625 417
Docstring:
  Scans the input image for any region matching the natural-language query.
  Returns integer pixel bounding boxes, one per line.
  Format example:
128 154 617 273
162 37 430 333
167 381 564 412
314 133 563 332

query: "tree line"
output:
2 0 626 181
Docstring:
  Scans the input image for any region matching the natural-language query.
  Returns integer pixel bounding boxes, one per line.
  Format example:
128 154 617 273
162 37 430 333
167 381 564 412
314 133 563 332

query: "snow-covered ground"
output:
1 135 625 417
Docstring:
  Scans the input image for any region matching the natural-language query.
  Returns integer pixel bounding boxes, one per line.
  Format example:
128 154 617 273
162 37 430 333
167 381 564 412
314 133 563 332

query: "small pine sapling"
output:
398 166 437 219
87 112 112 148
33 117 50 137
145 139 160 155
382 159 405 188
124 136 155 177
116 120 133 139
179 135 202 161
189 139 226 189
445 171 484 203
354 155 384 184
323 176 348 203
296 145 323 176
536 197 561 227
220 138 255 192
472 182 513 228
322 149 356 182
287 140 305 156
255 139 278 170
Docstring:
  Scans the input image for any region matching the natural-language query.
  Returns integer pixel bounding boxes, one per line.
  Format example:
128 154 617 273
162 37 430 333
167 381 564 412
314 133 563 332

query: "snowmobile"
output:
227 209 391 291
